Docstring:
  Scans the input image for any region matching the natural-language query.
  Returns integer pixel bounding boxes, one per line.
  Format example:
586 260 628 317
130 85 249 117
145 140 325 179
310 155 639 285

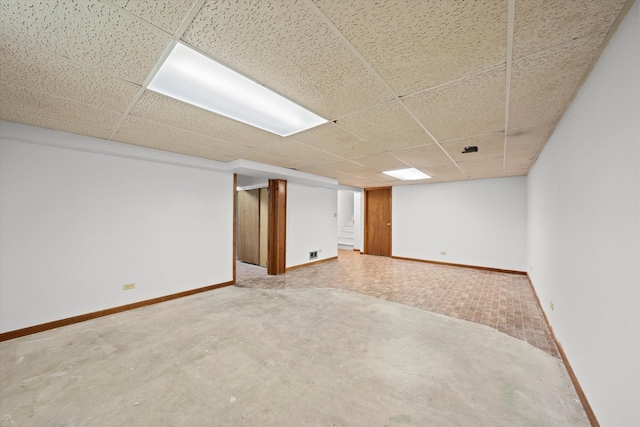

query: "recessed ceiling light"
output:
147 43 327 137
383 168 431 180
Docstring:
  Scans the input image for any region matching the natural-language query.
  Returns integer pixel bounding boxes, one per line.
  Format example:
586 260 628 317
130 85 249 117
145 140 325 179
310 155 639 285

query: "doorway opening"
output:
235 175 287 279
236 186 269 279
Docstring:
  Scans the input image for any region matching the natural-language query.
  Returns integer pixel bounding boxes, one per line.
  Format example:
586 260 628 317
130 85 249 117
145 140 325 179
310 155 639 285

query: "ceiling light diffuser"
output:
147 43 327 137
383 168 431 180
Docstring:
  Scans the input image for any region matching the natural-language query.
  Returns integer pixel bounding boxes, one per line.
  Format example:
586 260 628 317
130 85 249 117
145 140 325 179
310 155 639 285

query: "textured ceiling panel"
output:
0 0 170 84
509 33 604 130
322 160 378 177
289 123 379 159
403 67 506 142
356 172 400 184
0 0 628 188
129 91 276 148
257 140 343 165
417 164 467 182
297 165 358 181
442 132 505 162
113 116 242 161
458 156 505 176
0 40 140 113
505 125 553 170
351 153 409 173
182 0 394 120
0 81 122 137
390 144 453 169
315 0 507 96
336 101 435 150
503 169 529 177
513 0 627 59
237 149 309 170
111 0 197 34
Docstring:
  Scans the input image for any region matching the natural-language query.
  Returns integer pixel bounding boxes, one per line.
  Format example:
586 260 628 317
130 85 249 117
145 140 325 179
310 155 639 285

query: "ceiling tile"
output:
0 81 121 137
336 101 435 150
424 164 461 181
457 156 504 177
505 125 553 170
288 123 378 159
297 165 359 182
113 116 243 161
257 140 343 165
0 40 140 113
111 0 198 34
336 177 370 188
513 0 627 59
0 0 170 84
351 153 409 172
129 91 276 147
403 67 506 142
441 132 504 162
417 164 468 182
357 172 401 184
509 33 604 130
236 149 309 170
390 144 453 168
503 169 529 177
181 0 394 120
322 160 379 176
315 0 507 96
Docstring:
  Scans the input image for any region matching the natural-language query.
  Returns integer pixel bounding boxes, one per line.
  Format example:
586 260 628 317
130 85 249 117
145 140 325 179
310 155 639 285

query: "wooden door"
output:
237 189 260 265
268 179 287 275
364 187 391 257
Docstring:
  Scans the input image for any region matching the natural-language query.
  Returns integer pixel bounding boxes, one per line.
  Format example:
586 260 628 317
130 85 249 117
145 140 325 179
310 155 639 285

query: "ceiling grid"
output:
0 0 632 188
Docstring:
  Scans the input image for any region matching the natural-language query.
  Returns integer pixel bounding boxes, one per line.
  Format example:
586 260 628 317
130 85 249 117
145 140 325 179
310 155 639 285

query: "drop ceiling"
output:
0 0 632 188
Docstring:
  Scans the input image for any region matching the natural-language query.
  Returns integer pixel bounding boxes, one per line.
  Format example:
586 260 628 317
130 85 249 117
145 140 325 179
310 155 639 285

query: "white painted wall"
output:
527 3 640 425
0 126 234 333
337 190 354 233
286 183 338 268
393 177 527 271
354 192 363 251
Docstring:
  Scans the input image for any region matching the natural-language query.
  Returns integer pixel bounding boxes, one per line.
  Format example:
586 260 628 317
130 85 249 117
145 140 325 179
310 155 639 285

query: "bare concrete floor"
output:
0 287 587 426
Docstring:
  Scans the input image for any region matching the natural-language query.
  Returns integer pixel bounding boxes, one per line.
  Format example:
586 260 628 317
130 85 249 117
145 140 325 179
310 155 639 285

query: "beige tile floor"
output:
236 250 559 358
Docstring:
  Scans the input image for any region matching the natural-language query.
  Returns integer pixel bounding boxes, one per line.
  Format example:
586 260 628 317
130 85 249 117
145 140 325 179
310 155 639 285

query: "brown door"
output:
365 187 392 256
268 179 287 275
237 189 260 265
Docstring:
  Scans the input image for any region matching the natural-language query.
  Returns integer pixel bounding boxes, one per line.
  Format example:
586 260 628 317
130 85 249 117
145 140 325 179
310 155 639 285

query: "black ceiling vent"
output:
462 146 478 154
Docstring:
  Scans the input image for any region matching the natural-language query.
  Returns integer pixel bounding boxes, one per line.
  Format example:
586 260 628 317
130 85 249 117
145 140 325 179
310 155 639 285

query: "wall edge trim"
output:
286 256 338 272
391 256 527 275
526 274 600 427
0 281 234 342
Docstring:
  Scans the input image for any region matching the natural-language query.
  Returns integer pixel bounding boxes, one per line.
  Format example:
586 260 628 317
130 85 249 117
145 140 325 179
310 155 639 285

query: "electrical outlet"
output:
550 301 554 311
440 251 447 256
123 283 135 291
309 251 318 260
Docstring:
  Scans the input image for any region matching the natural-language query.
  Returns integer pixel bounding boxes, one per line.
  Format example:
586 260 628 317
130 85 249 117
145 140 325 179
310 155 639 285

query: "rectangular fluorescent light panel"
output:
383 168 431 180
147 43 327 137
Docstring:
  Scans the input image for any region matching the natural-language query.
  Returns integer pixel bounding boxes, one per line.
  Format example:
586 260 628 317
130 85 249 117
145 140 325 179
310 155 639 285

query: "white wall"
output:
354 192 363 251
393 177 527 271
337 190 354 233
286 183 338 268
527 3 639 425
0 125 234 333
